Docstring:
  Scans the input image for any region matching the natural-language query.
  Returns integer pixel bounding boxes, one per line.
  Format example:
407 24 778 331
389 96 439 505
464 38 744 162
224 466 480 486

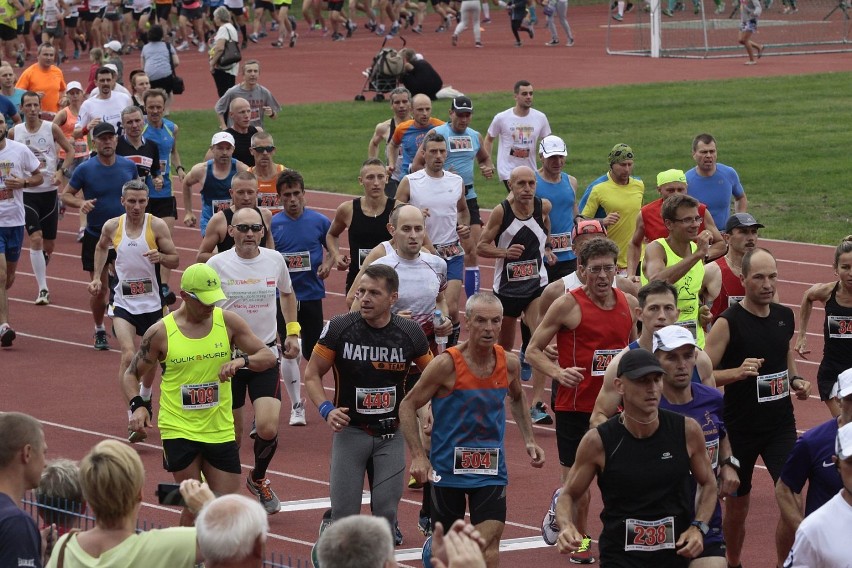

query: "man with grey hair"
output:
117 106 163 198
0 412 53 567
316 515 397 568
196 494 269 567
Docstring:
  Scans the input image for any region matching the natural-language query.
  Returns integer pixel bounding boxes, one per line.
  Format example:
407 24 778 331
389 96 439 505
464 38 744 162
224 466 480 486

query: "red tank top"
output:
710 256 745 322
641 199 708 243
555 287 633 413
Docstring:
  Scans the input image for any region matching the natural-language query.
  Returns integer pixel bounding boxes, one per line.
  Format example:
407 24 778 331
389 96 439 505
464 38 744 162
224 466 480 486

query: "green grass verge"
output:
172 71 851 246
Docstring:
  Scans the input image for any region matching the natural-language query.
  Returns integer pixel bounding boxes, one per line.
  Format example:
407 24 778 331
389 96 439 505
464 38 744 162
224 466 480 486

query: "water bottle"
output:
433 309 448 353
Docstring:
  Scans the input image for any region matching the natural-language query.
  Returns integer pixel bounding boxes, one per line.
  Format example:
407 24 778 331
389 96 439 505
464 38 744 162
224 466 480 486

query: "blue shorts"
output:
445 255 463 281
741 18 757 32
0 226 24 262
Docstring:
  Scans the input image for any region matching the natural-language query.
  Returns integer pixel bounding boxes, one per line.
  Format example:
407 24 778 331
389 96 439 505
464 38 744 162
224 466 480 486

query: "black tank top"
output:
718 302 795 433
822 282 852 364
597 410 691 568
493 197 548 297
345 198 395 290
217 207 269 253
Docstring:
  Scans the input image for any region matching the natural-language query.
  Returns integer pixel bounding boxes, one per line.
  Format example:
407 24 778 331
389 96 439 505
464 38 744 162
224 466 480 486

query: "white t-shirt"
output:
487 107 551 181
214 24 240 76
207 247 293 345
86 83 132 99
76 91 134 132
13 120 57 192
784 490 852 567
0 139 43 227
406 169 464 251
373 251 447 333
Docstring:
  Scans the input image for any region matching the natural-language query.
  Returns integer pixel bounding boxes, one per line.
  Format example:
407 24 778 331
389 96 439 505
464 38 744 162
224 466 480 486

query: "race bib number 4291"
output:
624 517 676 552
453 447 499 475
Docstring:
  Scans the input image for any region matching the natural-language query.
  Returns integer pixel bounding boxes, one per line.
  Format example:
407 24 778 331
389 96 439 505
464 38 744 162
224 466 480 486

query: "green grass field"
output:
172 71 852 246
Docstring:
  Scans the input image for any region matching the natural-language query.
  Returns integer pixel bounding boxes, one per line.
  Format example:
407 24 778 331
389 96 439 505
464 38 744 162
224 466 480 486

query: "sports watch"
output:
721 456 741 471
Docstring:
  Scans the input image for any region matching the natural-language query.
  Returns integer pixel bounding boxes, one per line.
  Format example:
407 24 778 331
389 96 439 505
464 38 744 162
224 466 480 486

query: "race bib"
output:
827 315 852 339
453 447 499 475
211 199 231 213
284 251 311 273
447 134 473 152
624 517 676 552
0 189 11 200
355 386 397 415
120 277 154 297
181 382 219 410
74 140 90 156
706 437 719 470
549 232 571 254
506 259 538 282
675 319 698 339
728 295 744 307
358 248 371 268
435 240 463 259
756 370 789 403
257 193 279 209
591 349 621 376
509 147 530 159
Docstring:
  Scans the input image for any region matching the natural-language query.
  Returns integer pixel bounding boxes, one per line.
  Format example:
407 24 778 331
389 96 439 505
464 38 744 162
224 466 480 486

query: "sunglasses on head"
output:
251 145 275 153
232 223 264 233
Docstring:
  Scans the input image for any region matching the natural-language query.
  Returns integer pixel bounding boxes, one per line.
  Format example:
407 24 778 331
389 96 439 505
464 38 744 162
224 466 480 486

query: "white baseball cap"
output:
835 368 852 399
211 131 235 147
539 135 567 158
104 40 122 52
66 81 83 92
653 325 697 353
836 422 852 460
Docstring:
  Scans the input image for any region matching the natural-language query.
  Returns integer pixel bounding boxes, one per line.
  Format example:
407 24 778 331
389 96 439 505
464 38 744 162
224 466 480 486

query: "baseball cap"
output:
66 81 83 93
836 422 852 460
539 135 567 158
451 96 473 113
657 169 687 187
835 368 852 399
92 122 116 138
724 213 765 233
211 131 235 147
103 63 118 74
653 325 697 353
617 348 665 380
608 143 634 165
571 218 607 243
180 264 227 306
104 40 122 52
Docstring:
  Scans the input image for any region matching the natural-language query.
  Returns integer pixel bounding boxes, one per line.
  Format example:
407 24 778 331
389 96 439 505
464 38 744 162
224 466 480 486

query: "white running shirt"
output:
112 213 163 315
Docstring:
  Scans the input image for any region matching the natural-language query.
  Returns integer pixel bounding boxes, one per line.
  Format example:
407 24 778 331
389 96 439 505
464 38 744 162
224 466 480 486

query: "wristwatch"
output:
62 168 71 178
690 520 710 536
721 456 741 471
241 354 250 369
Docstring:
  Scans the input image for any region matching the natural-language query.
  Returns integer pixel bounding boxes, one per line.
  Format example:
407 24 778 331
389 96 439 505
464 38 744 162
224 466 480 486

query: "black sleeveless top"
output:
597 410 691 568
345 198 395 290
822 282 852 364
217 207 269 252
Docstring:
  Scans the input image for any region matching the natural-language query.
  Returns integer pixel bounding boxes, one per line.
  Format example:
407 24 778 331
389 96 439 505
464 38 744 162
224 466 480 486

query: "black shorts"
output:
155 3 172 20
466 196 482 226
231 358 281 410
554 410 590 467
93 6 108 19
122 5 135 15
162 437 242 474
17 20 30 35
546 258 576 283
64 16 79 27
80 10 97 22
81 230 116 273
253 0 274 10
24 190 59 240
495 286 543 319
696 540 726 559
149 74 175 94
133 6 153 19
112 305 163 337
146 196 177 219
817 359 847 401
431 484 507 530
0 24 16 41
227 5 245 17
277 297 324 361
728 424 797 496
180 6 203 20
328 0 343 10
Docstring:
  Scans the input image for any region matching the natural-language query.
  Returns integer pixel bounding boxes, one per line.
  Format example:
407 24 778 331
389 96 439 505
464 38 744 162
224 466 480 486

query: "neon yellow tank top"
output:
0 0 16 28
158 307 234 442
641 238 706 348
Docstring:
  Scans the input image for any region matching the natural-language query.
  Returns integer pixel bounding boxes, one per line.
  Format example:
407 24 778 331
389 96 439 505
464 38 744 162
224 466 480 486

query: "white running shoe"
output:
542 486 562 545
290 399 307 426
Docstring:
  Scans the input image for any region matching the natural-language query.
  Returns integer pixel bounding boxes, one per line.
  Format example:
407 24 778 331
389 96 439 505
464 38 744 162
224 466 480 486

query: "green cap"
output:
608 143 634 165
181 263 227 306
657 168 687 187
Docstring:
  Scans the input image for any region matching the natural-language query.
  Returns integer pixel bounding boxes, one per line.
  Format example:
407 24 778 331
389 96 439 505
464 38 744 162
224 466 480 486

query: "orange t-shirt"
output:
16 64 67 113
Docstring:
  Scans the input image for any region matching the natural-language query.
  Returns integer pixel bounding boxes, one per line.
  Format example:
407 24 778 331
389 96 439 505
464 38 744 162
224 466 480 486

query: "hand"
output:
326 407 350 432
143 249 161 264
317 259 333 280
794 337 809 358
479 163 494 179
505 244 525 260
527 443 545 468
792 377 811 400
263 106 273 117
602 212 620 227
431 520 487 568
736 357 763 381
421 207 431 218
410 455 433 486
282 336 300 359
556 523 584 554
695 230 712 256
87 117 102 132
87 279 102 296
431 524 487 568
698 304 712 330
675 526 704 558
334 254 351 271
555 366 585 388
545 250 558 266
153 176 164 190
40 524 57 561
128 406 152 434
183 211 197 227
179 479 215 515
80 198 97 214
543 344 559 361
217 359 245 381
456 224 471 240
435 317 453 337
718 462 740 498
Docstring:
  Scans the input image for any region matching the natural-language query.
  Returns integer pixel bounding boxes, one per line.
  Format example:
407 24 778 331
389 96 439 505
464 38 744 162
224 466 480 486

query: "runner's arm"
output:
795 282 832 357
152 218 180 269
589 349 626 427
196 213 225 263
506 352 545 468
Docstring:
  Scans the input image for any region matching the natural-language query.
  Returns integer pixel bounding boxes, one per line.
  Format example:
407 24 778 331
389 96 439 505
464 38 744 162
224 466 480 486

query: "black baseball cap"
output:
451 96 473 113
724 213 765 233
92 122 116 138
617 348 665 380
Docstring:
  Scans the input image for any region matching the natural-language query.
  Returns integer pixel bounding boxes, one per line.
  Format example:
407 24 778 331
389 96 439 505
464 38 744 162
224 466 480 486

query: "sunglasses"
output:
232 223 264 233
251 146 275 153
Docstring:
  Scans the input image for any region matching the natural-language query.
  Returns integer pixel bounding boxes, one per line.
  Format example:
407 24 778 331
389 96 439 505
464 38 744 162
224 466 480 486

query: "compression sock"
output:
464 267 480 297
30 248 47 290
520 320 531 353
421 481 431 517
280 356 302 407
252 434 278 480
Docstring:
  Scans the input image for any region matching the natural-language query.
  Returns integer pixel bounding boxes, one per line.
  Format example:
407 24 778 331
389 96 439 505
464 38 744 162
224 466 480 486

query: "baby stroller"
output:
355 36 407 102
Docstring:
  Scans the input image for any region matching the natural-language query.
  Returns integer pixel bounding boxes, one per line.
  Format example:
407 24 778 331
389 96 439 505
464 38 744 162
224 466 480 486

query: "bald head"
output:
389 204 426 259
412 94 433 127
390 204 424 228
232 207 263 226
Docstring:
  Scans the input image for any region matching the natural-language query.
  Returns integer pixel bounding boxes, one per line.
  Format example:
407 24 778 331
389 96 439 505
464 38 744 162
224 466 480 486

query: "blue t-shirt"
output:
143 118 177 199
433 123 481 198
685 163 745 229
779 418 842 516
0 94 18 123
535 171 576 262
270 208 331 301
0 493 42 568
69 155 139 236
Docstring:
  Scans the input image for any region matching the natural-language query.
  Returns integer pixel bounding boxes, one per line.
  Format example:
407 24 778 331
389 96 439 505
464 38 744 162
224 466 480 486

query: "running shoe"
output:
612 13 623 20
198 42 206 53
566 37 575 46
311 512 333 567
394 521 403 545
0 324 16 347
271 40 284 47
570 534 595 564
249 33 259 43
290 399 307 426
436 24 446 32
246 474 281 515
249 418 257 439
519 351 532 381
175 40 189 51
546 38 559 46
530 402 553 425
94 329 109 351
412 24 423 33
289 32 298 47
332 32 345 41
418 513 433 536
541 487 561 545
482 16 491 23
527 25 535 38
35 289 50 306
514 40 523 47
662 8 673 15
451 34 458 46
475 41 483 47
422 535 433 566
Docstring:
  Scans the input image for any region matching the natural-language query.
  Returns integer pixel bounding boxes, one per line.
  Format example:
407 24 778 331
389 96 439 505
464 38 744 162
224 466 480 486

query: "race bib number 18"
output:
453 447 499 475
624 517 676 552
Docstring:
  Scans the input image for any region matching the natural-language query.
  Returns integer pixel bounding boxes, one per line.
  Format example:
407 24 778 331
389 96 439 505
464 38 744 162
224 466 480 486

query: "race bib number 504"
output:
453 447 499 475
624 517 676 552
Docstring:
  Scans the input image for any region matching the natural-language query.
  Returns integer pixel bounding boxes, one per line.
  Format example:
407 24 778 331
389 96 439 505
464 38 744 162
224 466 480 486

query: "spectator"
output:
214 60 280 130
196 494 269 567
0 412 52 568
315 515 396 568
36 459 85 535
46 440 200 567
210 7 241 97
398 48 461 100
141 25 180 96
